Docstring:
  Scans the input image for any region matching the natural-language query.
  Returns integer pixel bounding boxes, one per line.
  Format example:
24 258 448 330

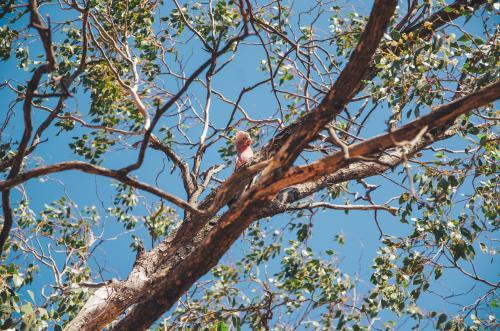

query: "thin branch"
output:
287 201 398 216
1 0 58 256
119 30 252 174
0 161 204 216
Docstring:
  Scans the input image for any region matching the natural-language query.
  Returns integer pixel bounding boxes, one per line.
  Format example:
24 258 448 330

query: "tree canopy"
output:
0 0 499 330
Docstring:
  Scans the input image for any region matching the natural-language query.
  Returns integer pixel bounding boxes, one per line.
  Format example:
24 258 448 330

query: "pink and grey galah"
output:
234 131 254 170
227 131 255 206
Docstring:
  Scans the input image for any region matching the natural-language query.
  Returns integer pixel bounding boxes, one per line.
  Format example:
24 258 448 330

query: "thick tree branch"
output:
260 123 490 220
198 0 398 220
0 192 13 256
256 0 397 178
256 0 487 164
262 80 500 195
0 7 89 174
8 0 56 177
174 0 490 234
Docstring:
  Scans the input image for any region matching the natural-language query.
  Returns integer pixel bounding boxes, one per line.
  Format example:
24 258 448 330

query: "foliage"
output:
0 0 498 330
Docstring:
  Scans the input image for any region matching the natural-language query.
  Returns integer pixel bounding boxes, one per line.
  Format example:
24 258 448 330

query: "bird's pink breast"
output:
236 147 254 169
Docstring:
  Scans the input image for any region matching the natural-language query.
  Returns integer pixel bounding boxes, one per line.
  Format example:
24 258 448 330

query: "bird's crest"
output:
235 131 251 143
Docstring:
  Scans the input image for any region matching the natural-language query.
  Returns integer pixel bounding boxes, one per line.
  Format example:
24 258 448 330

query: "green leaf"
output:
434 267 442 280
216 321 229 331
457 34 471 43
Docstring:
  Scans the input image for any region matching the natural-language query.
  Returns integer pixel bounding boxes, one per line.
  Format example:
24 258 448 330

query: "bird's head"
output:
235 131 252 151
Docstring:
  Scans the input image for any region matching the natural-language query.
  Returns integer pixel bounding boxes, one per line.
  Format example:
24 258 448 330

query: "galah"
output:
227 131 254 207
234 131 254 170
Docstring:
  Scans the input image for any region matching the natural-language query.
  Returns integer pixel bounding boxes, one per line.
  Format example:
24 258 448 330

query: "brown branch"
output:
268 80 499 192
286 201 398 216
0 7 90 175
28 0 56 70
149 135 196 197
8 1 56 177
254 0 487 166
31 5 90 148
1 0 58 256
0 191 13 256
405 0 487 37
258 0 397 174
265 121 492 219
0 161 204 216
199 0 398 220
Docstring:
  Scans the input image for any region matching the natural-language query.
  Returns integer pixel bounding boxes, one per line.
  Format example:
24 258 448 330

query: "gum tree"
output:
0 0 498 330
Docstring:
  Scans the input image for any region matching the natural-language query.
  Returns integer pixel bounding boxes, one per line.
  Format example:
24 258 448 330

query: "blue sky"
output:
1 0 498 328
